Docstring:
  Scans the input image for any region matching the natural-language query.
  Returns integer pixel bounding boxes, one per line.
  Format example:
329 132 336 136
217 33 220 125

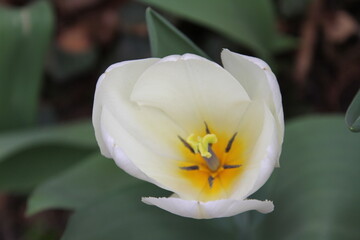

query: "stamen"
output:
225 132 238 152
208 176 214 188
178 136 195 154
186 134 217 158
186 134 200 153
180 165 199 171
204 122 211 134
223 164 241 169
200 134 217 158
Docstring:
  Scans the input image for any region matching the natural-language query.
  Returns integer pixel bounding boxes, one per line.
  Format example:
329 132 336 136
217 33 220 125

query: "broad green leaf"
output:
0 121 97 162
345 89 360 132
146 8 208 58
254 115 360 240
61 185 235 240
0 121 97 193
27 152 139 215
0 146 93 193
0 1 53 130
139 0 296 58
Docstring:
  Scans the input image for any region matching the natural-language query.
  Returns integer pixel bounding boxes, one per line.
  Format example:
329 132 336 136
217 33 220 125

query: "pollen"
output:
186 133 217 158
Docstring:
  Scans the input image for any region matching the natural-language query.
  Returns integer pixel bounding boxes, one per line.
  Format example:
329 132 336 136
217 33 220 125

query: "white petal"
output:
100 123 154 183
223 101 279 199
221 49 284 166
236 103 279 198
94 58 207 196
100 106 210 199
93 58 188 161
93 58 158 157
131 54 250 134
142 197 274 219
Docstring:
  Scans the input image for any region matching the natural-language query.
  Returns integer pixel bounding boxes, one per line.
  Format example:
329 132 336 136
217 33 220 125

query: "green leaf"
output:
61 185 235 240
140 0 296 58
27 152 139 215
345 89 360 132
0 121 97 193
254 115 360 239
0 146 92 193
0 121 97 163
146 8 209 58
0 1 54 130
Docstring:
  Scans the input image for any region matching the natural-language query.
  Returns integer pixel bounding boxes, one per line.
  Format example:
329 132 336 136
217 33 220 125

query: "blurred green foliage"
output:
279 0 313 17
27 153 139 215
0 121 97 193
0 0 53 131
0 1 97 195
139 0 296 59
253 116 360 240
46 45 98 81
61 184 235 240
0 121 96 162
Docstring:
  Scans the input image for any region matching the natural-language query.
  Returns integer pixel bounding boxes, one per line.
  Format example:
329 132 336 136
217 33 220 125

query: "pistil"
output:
204 147 220 171
186 133 220 171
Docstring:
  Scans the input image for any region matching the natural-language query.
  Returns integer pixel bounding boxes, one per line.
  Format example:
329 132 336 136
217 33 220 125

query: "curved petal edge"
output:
221 49 284 167
142 197 274 219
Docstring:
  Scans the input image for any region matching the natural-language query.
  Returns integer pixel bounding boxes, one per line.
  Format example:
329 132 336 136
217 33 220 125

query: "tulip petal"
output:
94 59 210 196
93 59 158 157
100 106 215 199
93 58 189 161
221 49 284 166
131 54 250 135
142 196 274 219
211 101 278 200
100 121 155 184
231 102 279 199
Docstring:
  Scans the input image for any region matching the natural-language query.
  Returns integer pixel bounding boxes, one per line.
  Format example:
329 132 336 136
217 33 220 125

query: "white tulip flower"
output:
92 49 284 219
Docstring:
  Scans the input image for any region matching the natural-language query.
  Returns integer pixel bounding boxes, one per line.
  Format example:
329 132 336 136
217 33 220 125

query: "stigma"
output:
185 133 220 171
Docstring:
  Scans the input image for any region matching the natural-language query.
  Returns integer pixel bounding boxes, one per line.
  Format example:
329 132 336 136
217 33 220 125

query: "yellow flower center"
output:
178 123 245 201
